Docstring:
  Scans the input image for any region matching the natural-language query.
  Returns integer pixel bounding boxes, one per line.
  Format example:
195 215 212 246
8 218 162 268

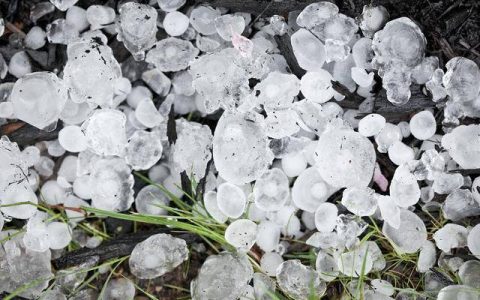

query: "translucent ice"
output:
292 167 337 212
382 209 427 253
342 186 378 216
25 26 47 50
46 19 78 44
358 113 386 137
203 191 228 223
86 5 115 29
50 0 78 11
58 125 87 153
103 278 135 300
315 128 376 188
314 202 338 232
256 220 281 252
409 110 436 140
164 11 189 37
117 2 158 60
390 164 420 207
358 5 389 38
135 185 169 215
129 233 188 279
442 125 480 169
225 219 257 251
260 252 283 276
300 70 335 103
442 189 480 221
190 6 220 35
443 57 480 104
146 37 199 72
125 130 163 170
217 182 246 218
459 260 480 288
290 29 326 71
214 14 245 41
276 260 326 299
8 51 32 78
433 223 468 253
253 168 289 212
254 72 300 111
158 0 186 12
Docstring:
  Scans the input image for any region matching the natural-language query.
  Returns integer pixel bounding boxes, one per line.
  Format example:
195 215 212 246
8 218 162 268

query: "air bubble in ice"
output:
292 167 337 212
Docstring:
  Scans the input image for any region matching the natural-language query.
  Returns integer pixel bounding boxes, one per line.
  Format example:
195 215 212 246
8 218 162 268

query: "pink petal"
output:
374 163 389 192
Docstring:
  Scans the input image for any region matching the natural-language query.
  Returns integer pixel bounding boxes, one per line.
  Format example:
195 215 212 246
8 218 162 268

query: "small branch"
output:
0 121 62 147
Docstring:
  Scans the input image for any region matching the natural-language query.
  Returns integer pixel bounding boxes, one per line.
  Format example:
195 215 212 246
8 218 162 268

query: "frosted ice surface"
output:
135 99 163 128
376 195 400 229
10 72 67 131
292 167 336 212
390 164 420 207
46 221 72 250
164 11 189 37
125 130 163 170
103 278 135 300
203 191 228 223
89 157 134 212
66 6 89 32
134 185 169 215
158 0 186 12
276 260 326 300
433 224 468 253
382 209 427 254
412 56 438 84
86 5 115 29
417 240 436 273
25 26 47 50
468 224 480 257
172 119 212 180
256 220 281 252
58 125 87 153
63 38 121 106
358 113 385 137
300 70 334 103
442 125 480 169
253 168 289 212
190 6 221 35
443 57 480 104
296 2 339 29
191 252 253 300
459 260 480 288
146 37 199 72
129 233 188 279
8 51 32 78
260 252 283 276
442 189 480 221
351 67 374 87
213 111 273 184
50 0 78 11
217 182 246 218
341 186 378 216
46 19 79 44
388 141 414 166
437 285 480 300
374 123 402 153
225 219 257 250
315 250 339 281
358 5 389 38
409 110 436 140
315 128 376 188
254 72 300 111
81 109 127 157
314 202 338 232
291 29 326 71
117 2 158 60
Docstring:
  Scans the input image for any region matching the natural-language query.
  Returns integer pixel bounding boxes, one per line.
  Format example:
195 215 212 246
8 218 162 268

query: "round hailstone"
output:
315 128 376 188
459 260 480 288
409 111 436 140
276 260 326 300
388 141 414 165
213 111 273 185
146 37 199 72
467 224 480 257
417 240 436 273
217 182 247 218
58 125 87 153
125 130 163 171
315 250 339 282
46 222 72 250
10 72 67 131
341 186 378 216
374 123 403 153
437 285 480 300
300 70 335 103
260 252 284 276
371 279 394 297
81 109 127 157
290 29 326 71
433 224 468 253
254 72 300 111
189 6 221 35
225 219 257 251
382 209 427 254
253 168 289 212
358 113 386 137
292 167 337 212
337 246 373 277
1 187 38 219
442 125 480 169
390 164 420 208
281 152 308 177
135 185 169 216
135 99 163 128
256 221 281 252
163 11 189 37
378 195 400 228
314 203 338 232
442 189 480 221
129 233 188 279
191 252 253 300
103 278 135 300
203 191 228 224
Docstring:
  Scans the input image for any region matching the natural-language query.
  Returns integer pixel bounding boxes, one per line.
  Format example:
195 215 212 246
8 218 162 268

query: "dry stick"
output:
0 121 62 147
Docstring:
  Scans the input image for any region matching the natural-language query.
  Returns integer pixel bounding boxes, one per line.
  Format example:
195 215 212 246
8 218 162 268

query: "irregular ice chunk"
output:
433 223 468 253
225 219 257 251
254 72 300 111
129 233 188 279
442 125 480 169
63 39 121 106
409 110 436 140
260 252 283 276
146 38 199 72
8 51 32 78
358 113 385 137
352 38 374 70
459 260 480 288
191 252 253 300
342 186 377 216
291 29 326 71
300 70 335 103
314 202 338 232
58 125 87 153
125 130 163 171
337 244 373 277
213 111 273 184
86 5 115 29
443 189 480 221
253 168 289 212
292 167 337 212
374 123 402 153
46 19 78 44
81 109 127 157
412 56 438 84
164 11 189 37
437 285 480 300
296 2 339 29
351 67 374 87
217 182 246 218
358 5 389 38
417 240 436 273
134 99 163 128
468 224 480 257
382 209 427 254
443 57 480 104
315 128 376 188
47 221 72 250
276 260 326 299
10 72 67 131
135 185 169 216
190 6 221 35
90 157 134 212
315 250 339 282
256 221 281 252
214 14 245 41
388 141 414 166
172 119 212 180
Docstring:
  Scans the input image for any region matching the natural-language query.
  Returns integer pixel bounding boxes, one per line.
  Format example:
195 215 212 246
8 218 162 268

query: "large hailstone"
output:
276 260 326 300
442 125 480 169
172 119 212 181
382 208 427 254
191 252 253 300
10 72 67 131
213 111 273 185
290 28 326 71
253 168 289 212
341 186 378 216
433 223 468 253
253 72 300 111
292 167 337 213
116 2 158 60
81 109 127 157
63 37 121 107
225 219 257 251
315 128 376 188
129 234 188 279
89 157 134 212
443 57 480 104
